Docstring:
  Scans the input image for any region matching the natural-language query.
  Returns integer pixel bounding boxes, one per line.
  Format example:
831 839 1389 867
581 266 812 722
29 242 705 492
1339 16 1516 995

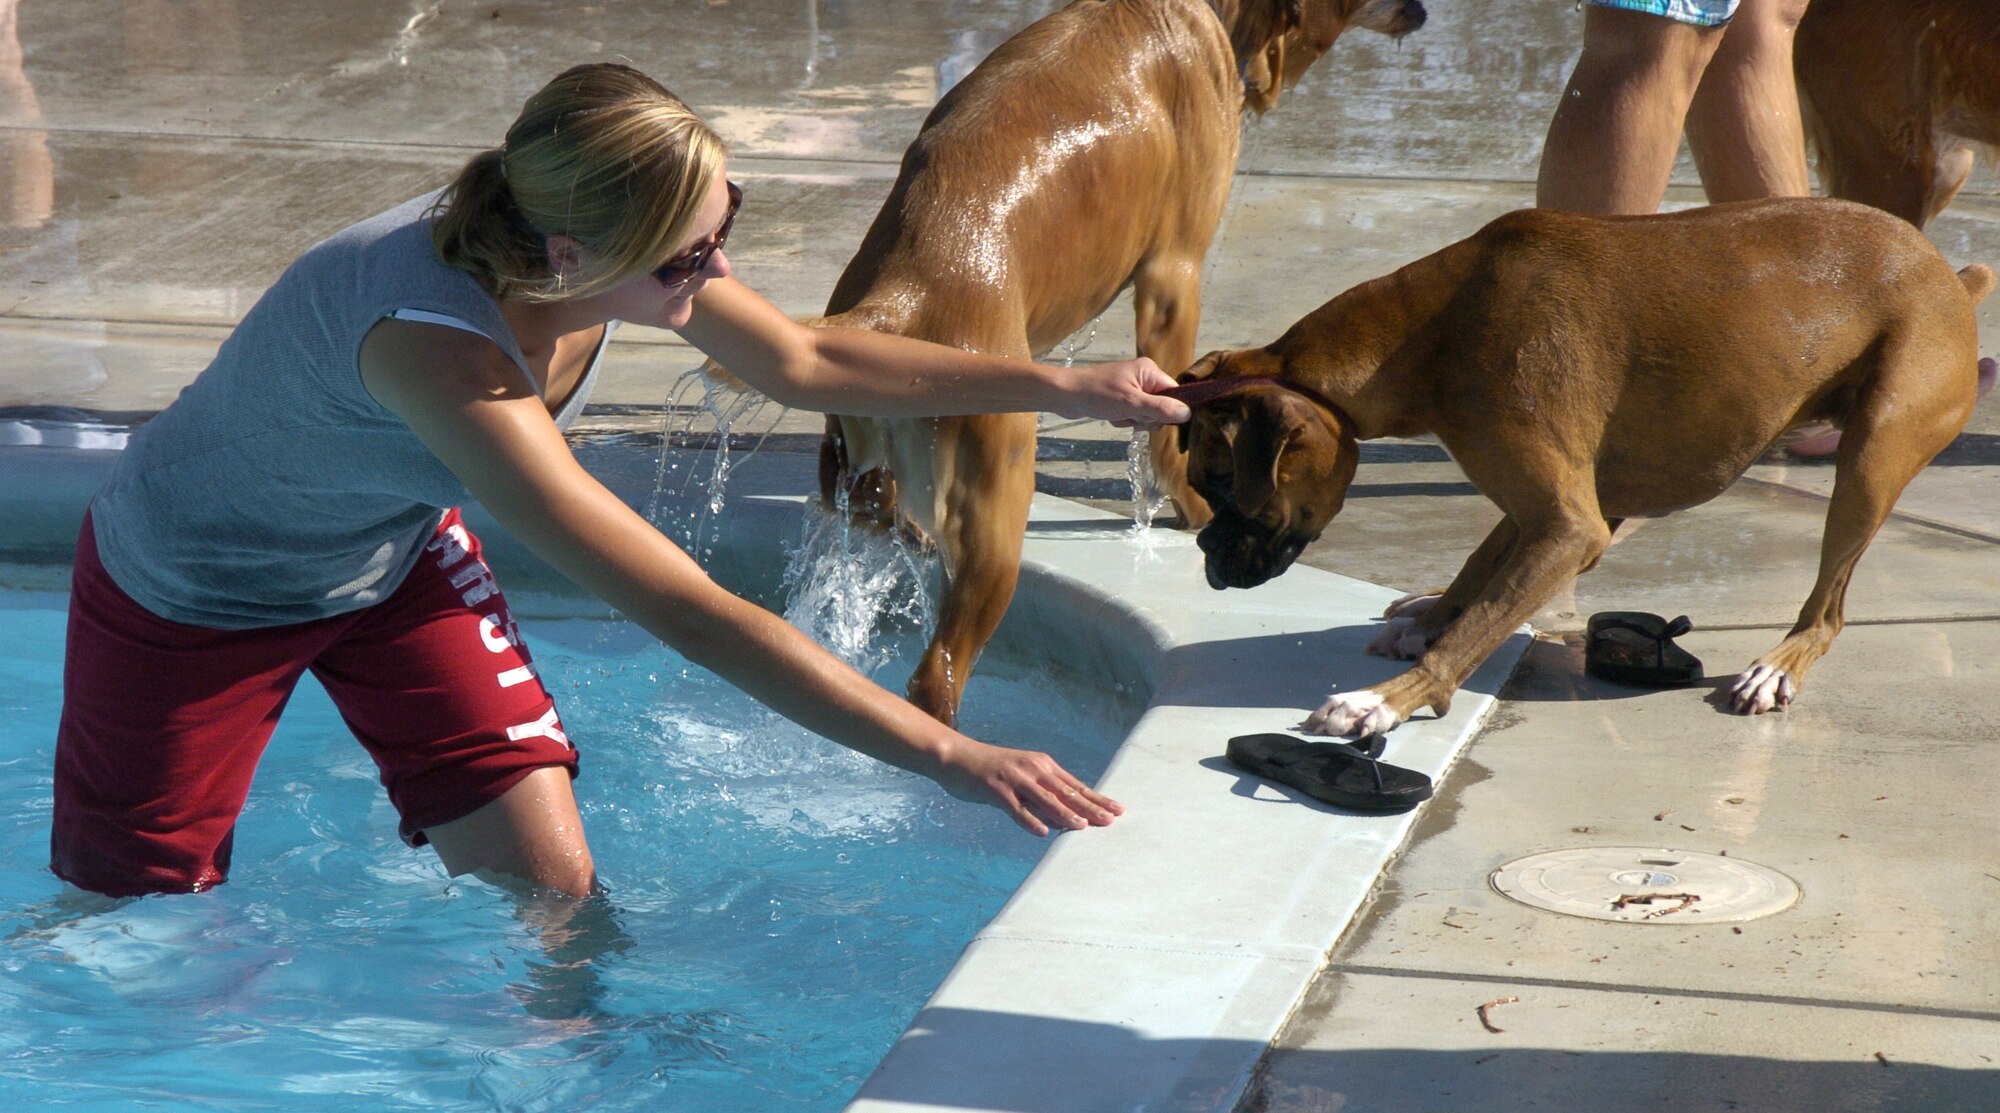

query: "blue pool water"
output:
0 583 1131 1111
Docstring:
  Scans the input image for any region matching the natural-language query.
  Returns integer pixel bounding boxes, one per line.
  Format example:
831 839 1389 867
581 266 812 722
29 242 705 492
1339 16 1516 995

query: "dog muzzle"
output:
1195 509 1309 590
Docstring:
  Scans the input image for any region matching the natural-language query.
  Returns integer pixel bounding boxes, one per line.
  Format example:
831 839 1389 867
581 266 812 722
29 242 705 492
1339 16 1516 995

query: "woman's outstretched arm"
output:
675 276 1190 427
360 319 1122 836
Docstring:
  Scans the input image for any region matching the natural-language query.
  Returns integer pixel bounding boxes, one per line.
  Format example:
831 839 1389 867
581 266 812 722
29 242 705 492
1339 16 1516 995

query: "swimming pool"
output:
0 431 1525 1113
0 550 1131 1111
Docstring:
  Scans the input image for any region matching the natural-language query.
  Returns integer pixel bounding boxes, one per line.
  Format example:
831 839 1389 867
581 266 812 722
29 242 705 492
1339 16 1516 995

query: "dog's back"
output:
824 0 1240 356
1258 199 1984 516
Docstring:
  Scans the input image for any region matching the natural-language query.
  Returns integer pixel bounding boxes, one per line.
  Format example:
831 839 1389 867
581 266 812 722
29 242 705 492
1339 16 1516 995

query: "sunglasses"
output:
652 180 742 289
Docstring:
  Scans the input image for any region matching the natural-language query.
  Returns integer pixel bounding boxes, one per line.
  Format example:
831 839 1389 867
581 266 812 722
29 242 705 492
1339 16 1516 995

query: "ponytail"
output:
428 63 728 302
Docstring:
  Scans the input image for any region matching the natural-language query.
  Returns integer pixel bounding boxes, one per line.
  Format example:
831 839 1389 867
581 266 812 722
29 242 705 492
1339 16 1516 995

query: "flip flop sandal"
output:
1225 732 1434 813
1585 611 1704 688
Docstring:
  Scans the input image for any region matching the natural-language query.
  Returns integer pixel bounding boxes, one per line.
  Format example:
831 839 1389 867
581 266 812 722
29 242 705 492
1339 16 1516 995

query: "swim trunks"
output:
51 509 578 897
1584 0 1738 27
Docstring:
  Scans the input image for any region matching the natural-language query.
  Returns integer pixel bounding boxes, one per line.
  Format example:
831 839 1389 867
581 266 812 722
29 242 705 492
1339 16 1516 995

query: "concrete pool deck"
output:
4 2 1998 1111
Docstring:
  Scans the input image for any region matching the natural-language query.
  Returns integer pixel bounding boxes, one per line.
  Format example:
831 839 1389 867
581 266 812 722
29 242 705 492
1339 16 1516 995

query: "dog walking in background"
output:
1794 0 2000 229
789 0 1424 726
1175 198 1991 738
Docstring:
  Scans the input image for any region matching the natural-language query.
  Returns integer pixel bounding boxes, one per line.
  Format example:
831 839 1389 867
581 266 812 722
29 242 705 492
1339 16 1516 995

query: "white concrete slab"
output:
842 494 1528 1113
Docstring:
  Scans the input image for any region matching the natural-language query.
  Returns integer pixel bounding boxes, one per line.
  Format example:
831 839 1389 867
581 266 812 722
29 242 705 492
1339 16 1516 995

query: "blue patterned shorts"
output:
1585 0 1739 27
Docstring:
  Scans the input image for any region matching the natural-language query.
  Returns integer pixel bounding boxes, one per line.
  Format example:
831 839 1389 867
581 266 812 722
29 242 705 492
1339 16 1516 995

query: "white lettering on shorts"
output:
479 614 522 653
496 664 538 688
426 523 473 570
425 520 565 748
506 707 571 749
448 562 499 607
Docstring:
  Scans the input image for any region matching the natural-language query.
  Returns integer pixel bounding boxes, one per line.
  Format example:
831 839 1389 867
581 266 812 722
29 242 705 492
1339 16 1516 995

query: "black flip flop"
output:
1585 611 1704 688
1225 732 1434 813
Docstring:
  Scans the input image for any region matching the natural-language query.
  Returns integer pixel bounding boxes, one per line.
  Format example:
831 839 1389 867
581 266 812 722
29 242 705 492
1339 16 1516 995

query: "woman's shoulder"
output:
323 189 451 250
360 314 533 406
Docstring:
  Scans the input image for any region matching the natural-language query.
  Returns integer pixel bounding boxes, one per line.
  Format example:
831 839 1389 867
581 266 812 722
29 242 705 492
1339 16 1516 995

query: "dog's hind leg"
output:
820 415 901 529
1920 142 1977 229
906 412 1038 727
1728 328 1977 713
1134 252 1214 530
1800 82 1941 227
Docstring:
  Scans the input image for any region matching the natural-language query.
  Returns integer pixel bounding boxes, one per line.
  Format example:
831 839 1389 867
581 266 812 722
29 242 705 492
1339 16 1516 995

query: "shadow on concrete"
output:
856 1006 2000 1112
1785 430 1999 468
1151 624 1520 711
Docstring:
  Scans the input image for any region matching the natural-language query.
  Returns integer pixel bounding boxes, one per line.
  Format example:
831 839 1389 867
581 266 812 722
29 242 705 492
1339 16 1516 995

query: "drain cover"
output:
1491 847 1799 924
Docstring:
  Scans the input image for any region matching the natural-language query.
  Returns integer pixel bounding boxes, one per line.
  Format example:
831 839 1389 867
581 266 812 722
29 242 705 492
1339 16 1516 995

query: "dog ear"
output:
1172 351 1233 451
1217 393 1299 516
1178 350 1226 385
1224 0 1296 113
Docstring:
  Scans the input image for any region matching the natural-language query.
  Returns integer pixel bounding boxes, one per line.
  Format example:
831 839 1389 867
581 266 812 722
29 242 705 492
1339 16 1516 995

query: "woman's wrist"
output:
1029 360 1089 416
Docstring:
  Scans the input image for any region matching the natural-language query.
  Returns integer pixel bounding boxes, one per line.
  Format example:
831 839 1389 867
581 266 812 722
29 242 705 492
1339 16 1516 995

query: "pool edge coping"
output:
839 491 1526 1113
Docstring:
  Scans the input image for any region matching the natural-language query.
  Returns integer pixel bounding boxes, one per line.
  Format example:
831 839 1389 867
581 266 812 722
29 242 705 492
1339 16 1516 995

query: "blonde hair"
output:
430 63 727 301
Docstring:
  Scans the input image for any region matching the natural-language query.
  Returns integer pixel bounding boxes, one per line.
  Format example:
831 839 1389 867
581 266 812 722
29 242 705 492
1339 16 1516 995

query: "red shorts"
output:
51 509 578 897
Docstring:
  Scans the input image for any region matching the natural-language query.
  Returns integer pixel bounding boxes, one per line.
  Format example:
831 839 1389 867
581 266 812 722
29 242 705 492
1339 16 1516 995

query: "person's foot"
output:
1789 357 1998 458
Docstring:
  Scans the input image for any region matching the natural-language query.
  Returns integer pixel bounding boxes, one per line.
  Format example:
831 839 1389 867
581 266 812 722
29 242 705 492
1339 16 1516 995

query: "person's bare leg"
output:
1685 0 1814 202
424 767 629 1018
1537 7 1726 214
423 765 596 897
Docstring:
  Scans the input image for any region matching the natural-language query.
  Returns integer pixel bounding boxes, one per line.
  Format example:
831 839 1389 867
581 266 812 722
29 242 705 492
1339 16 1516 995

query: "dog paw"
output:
1727 664 1795 714
1382 592 1442 620
1302 689 1405 737
1366 616 1431 660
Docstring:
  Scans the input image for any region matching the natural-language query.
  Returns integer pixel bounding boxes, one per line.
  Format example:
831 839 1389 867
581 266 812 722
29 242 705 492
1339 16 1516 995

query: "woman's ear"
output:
543 232 585 283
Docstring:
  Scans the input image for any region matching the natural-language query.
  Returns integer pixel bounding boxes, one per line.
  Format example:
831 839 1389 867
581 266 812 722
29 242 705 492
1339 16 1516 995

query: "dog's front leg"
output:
1369 519 1524 660
1136 252 1212 530
906 413 1038 726
1308 511 1611 736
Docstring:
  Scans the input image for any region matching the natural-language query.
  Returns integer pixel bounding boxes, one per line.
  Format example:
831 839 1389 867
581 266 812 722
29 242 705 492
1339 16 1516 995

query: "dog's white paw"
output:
1383 592 1443 621
1727 664 1795 714
1302 689 1405 737
1366 616 1432 660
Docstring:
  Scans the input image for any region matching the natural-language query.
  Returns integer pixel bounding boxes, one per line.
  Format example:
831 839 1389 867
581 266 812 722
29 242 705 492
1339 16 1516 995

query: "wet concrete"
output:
4 1 1999 1111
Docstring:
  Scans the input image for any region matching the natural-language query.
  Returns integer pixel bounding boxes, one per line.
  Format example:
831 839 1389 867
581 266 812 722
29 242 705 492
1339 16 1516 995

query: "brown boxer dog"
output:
1175 198 1992 737
791 0 1423 727
1795 0 2000 229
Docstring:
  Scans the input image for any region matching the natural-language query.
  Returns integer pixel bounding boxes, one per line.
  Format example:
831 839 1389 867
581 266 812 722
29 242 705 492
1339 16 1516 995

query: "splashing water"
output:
1059 316 1099 367
645 366 786 561
641 361 941 680
780 493 937 676
1126 432 1171 535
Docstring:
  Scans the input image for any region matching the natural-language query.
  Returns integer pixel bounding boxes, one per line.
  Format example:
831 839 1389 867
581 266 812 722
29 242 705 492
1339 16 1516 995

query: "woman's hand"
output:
1047 357 1192 429
934 737 1124 836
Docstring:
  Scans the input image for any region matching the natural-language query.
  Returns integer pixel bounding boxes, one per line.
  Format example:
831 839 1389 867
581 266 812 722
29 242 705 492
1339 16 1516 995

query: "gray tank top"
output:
89 189 609 629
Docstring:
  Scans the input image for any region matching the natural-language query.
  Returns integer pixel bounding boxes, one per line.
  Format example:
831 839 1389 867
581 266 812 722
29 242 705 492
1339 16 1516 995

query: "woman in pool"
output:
52 62 1184 901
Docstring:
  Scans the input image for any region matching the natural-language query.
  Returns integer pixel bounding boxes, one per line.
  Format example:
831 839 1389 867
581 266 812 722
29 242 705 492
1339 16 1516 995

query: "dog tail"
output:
1957 264 1996 304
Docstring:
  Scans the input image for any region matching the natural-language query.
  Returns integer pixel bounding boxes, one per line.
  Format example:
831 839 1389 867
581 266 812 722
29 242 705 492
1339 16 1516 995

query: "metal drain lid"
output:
1491 847 1799 924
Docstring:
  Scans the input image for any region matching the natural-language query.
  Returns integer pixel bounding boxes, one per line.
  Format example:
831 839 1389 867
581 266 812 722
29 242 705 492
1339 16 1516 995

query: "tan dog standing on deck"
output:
1176 198 1991 737
800 0 1424 726
1794 0 2000 230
